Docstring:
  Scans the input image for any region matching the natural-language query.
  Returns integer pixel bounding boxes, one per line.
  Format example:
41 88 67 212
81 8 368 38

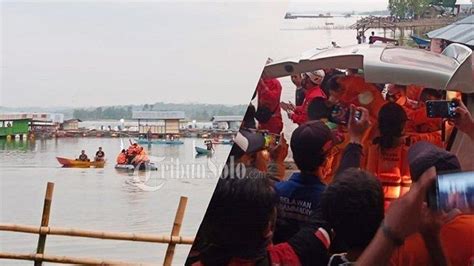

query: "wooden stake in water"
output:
34 182 54 266
163 196 188 266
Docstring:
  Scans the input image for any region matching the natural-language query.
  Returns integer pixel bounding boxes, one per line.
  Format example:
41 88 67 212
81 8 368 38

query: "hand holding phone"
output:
427 171 474 214
348 105 370 143
426 100 458 118
280 101 296 112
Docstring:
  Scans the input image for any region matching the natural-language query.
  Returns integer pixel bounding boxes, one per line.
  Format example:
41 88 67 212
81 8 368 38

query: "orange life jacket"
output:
364 141 411 208
116 153 127 164
363 131 442 209
337 75 385 122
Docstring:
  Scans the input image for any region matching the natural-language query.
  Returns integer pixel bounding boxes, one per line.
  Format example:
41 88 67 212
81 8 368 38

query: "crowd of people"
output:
116 141 149 166
186 68 474 265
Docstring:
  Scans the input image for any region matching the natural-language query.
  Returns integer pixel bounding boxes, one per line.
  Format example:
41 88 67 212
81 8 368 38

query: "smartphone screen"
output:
329 104 350 125
426 100 458 118
429 171 474 213
329 104 361 125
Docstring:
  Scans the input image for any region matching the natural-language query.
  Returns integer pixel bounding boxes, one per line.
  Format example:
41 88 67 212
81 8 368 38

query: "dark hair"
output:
325 74 344 94
420 88 445 102
375 103 407 150
307 97 329 121
321 168 384 250
291 121 333 173
196 172 278 265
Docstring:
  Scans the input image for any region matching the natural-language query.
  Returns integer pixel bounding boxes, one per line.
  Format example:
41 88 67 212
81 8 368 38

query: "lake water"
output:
0 137 231 265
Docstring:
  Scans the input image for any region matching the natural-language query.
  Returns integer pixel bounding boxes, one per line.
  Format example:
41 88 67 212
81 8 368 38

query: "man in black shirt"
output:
95 147 105 161
78 150 89 161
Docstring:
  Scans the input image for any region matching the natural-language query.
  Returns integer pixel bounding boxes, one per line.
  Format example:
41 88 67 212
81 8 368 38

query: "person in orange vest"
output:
330 74 385 124
116 149 127 165
389 141 473 266
132 147 149 166
386 84 438 133
363 103 442 209
286 70 326 125
127 143 140 164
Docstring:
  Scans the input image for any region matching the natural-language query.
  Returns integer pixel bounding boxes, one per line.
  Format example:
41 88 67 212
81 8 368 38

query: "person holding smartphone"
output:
451 98 474 140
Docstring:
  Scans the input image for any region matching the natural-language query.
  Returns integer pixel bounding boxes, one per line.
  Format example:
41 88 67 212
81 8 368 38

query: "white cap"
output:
305 70 325 83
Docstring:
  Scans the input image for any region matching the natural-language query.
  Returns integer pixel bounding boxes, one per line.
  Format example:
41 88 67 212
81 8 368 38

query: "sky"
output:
1 0 388 108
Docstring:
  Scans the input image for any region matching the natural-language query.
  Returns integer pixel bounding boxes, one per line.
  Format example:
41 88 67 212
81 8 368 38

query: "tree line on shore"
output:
72 102 247 121
388 0 456 19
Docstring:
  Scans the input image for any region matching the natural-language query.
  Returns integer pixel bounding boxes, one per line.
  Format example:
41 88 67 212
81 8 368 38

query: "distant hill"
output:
72 102 248 121
0 102 248 121
357 10 391 16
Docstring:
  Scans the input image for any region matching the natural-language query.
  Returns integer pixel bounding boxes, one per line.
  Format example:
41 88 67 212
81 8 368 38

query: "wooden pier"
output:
0 182 194 265
351 16 460 33
351 16 462 45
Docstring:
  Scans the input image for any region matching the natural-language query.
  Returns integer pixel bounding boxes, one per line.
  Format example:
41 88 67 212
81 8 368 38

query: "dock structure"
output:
211 115 243 131
0 113 63 139
132 111 185 137
0 118 30 139
350 16 462 43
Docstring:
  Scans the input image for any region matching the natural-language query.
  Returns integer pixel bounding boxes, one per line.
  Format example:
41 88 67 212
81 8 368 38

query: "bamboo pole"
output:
163 196 188 266
0 223 194 244
35 182 54 266
0 251 151 265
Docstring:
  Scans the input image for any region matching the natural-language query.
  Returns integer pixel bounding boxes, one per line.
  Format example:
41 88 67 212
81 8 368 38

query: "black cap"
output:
408 141 461 182
291 121 334 159
234 129 265 154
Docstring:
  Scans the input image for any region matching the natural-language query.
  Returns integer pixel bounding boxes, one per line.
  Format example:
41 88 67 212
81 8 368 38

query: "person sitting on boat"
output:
116 149 127 165
95 147 105 161
126 143 141 162
77 150 89 161
132 147 149 166
205 140 214 151
369 31 375 44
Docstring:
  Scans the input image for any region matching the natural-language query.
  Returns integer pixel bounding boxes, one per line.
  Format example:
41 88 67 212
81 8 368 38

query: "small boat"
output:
410 35 430 48
195 146 212 155
370 36 399 45
56 157 105 168
211 139 233 145
115 162 158 171
325 22 335 26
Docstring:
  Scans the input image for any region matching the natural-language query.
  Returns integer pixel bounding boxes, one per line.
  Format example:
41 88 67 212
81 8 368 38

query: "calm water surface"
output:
0 137 231 265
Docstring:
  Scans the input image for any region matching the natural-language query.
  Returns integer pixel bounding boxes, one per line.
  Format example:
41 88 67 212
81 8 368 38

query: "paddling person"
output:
77 150 89 161
205 140 214 151
95 147 105 161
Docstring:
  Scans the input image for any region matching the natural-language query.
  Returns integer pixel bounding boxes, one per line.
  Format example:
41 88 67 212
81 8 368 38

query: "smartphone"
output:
426 100 458 118
262 132 280 148
427 171 474 213
329 104 361 125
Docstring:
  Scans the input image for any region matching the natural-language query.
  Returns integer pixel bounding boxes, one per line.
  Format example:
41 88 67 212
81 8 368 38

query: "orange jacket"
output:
337 75 385 121
390 215 474 266
363 131 442 206
116 153 127 164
